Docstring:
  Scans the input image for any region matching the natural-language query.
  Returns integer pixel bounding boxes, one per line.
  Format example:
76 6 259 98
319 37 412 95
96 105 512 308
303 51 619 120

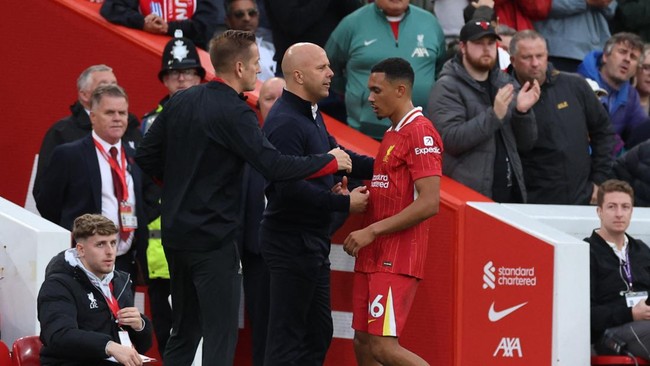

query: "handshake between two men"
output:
328 147 370 214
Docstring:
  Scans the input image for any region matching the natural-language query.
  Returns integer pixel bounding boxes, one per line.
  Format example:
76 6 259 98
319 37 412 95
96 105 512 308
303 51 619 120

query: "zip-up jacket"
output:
38 250 152 366
427 54 537 201
508 64 615 204
586 230 650 343
326 3 445 140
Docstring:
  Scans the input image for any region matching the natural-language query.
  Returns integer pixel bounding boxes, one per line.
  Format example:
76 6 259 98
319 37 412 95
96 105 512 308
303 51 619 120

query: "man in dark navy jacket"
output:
135 30 352 366
35 85 149 282
261 42 374 366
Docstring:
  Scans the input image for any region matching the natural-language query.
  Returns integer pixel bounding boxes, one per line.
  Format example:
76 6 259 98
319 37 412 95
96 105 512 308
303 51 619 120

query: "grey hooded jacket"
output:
426 54 537 201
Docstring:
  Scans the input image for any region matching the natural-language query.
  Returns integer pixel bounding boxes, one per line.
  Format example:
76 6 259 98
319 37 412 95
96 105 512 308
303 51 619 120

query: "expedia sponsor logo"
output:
414 146 441 155
371 174 389 189
482 261 537 289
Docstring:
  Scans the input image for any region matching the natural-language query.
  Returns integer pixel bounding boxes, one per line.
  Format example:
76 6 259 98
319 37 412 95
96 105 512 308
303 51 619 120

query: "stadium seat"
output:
0 340 11 366
11 336 42 366
592 355 650 365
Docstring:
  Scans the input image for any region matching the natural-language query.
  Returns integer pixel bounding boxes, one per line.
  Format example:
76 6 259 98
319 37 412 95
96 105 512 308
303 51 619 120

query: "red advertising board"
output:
460 206 554 365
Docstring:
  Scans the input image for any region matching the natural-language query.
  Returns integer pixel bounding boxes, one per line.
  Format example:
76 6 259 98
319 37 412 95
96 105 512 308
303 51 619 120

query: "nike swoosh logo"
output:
368 319 378 324
488 301 528 322
364 39 377 47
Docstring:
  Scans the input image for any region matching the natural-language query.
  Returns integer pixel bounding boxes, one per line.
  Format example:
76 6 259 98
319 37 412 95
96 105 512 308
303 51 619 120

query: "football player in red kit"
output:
344 57 443 366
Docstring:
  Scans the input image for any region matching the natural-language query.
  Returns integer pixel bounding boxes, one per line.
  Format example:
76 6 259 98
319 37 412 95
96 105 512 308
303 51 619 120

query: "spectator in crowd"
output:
586 179 650 361
409 0 435 13
38 214 152 366
257 77 285 120
326 0 446 140
224 0 276 81
464 0 551 32
614 141 650 207
34 64 141 200
508 30 615 204
140 33 205 355
35 85 150 282
427 21 540 202
610 0 650 43
142 32 206 134
261 42 373 366
264 0 361 72
100 0 220 49
636 45 650 116
462 1 512 70
431 0 467 43
135 30 352 366
534 0 616 73
265 0 361 121
496 24 516 52
343 57 442 366
481 0 551 32
578 32 650 156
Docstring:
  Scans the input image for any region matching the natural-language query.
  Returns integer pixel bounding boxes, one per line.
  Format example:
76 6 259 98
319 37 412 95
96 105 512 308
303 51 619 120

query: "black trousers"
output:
148 278 172 353
261 226 333 366
162 242 242 366
241 250 270 366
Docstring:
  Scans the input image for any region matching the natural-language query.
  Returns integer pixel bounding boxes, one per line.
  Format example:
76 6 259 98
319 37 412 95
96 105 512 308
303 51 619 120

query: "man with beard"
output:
427 20 540 202
507 30 615 205
578 32 650 156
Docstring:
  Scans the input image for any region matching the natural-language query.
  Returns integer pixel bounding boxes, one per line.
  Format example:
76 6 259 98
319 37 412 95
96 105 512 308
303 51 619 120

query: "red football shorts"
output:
352 272 419 337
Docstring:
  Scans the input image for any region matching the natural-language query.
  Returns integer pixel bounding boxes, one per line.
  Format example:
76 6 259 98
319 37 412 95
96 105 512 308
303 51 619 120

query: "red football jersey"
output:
355 107 443 279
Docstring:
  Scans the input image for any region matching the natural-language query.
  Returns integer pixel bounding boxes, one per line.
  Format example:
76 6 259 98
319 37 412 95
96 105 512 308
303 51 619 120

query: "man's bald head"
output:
281 43 333 104
258 77 286 120
281 42 323 76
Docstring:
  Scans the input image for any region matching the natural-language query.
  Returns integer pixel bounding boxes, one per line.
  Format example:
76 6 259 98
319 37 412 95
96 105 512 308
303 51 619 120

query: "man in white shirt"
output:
225 0 276 80
586 179 650 360
35 84 150 281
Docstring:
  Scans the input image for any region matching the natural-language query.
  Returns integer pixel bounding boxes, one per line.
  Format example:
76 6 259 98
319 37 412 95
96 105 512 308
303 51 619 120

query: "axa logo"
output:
483 261 496 289
411 34 429 58
493 337 522 358
488 301 527 322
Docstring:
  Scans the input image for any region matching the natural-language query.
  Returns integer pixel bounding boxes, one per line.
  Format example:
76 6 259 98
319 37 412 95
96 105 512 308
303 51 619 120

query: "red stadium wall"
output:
1 1 556 365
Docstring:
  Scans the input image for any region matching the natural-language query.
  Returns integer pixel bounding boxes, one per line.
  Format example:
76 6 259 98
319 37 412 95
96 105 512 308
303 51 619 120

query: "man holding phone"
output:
586 179 650 360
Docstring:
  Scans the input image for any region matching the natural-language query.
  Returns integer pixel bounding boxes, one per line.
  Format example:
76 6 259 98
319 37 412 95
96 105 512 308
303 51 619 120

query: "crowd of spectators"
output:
30 0 650 364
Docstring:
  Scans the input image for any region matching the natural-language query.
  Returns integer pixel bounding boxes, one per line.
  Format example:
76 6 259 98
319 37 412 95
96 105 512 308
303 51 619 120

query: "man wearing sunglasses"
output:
225 0 276 81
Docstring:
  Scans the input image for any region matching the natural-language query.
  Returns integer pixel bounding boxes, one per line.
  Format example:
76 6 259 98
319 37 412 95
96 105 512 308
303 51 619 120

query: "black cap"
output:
460 21 502 42
158 36 206 82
